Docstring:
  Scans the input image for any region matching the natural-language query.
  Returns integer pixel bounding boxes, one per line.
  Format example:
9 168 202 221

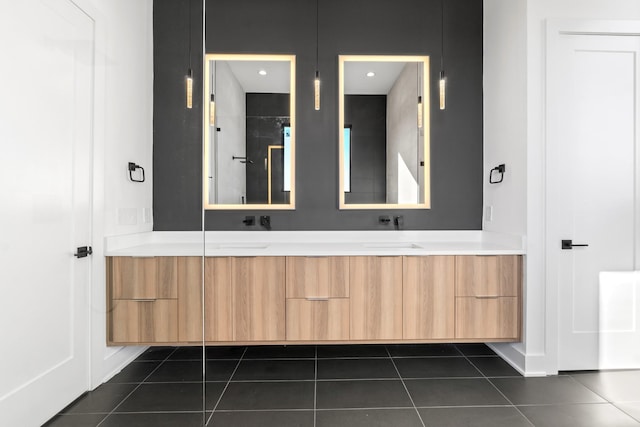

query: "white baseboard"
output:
488 343 549 377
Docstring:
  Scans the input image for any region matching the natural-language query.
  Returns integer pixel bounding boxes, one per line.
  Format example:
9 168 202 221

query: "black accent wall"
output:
153 0 483 231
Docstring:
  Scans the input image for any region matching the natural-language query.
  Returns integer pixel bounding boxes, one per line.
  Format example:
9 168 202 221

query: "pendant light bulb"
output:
209 94 215 125
314 70 321 111
417 96 423 128
439 71 446 110
186 69 193 109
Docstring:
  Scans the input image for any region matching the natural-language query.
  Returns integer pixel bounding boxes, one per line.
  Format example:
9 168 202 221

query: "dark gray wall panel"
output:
153 0 483 231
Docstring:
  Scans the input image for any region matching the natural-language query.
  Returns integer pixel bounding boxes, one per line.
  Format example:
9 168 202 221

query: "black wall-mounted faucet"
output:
260 215 271 230
394 216 404 230
242 216 255 226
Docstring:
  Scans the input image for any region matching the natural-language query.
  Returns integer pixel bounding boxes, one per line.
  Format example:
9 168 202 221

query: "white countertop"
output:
105 231 525 257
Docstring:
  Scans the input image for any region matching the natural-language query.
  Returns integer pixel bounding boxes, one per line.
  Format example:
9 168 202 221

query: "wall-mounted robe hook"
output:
128 162 145 183
489 164 505 184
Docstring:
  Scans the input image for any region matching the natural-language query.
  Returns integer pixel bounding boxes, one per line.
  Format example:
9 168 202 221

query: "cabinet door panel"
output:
456 256 520 297
286 299 350 341
177 257 203 342
111 299 177 343
286 257 349 298
350 256 402 340
205 257 233 341
403 256 455 339
233 257 285 341
455 297 519 339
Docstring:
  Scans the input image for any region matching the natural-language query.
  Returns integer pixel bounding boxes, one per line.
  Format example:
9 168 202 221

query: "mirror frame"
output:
203 53 296 210
338 55 431 209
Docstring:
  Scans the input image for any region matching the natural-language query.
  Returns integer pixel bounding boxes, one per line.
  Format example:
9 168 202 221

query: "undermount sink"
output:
362 243 422 249
216 244 269 249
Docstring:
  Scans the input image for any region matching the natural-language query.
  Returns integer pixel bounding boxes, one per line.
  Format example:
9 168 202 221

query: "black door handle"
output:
561 240 589 250
74 246 93 258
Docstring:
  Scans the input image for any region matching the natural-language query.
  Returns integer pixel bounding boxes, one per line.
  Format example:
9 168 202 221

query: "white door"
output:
0 0 94 425
547 24 640 371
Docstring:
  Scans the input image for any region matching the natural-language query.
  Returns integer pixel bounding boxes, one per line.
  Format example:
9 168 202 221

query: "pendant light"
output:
314 0 321 111
186 0 193 109
439 0 446 110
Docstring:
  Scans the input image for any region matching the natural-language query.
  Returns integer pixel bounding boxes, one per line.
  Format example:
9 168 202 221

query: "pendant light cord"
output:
315 0 319 73
440 0 444 75
188 0 192 73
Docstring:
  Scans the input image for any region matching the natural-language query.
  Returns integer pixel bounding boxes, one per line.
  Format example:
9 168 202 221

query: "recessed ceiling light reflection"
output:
258 70 267 76
366 71 376 77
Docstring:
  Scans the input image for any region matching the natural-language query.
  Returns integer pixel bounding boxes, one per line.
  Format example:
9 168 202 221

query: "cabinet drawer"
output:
286 256 349 298
286 298 350 341
455 297 519 340
111 299 178 343
111 257 178 300
455 256 520 297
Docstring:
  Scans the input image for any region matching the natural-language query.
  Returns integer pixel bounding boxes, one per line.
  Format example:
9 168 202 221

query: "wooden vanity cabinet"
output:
350 256 403 340
454 255 521 340
403 256 455 339
108 254 522 345
108 257 178 344
285 257 350 340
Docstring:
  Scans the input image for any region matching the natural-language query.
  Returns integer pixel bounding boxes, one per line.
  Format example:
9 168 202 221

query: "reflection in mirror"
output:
204 54 296 209
339 55 430 209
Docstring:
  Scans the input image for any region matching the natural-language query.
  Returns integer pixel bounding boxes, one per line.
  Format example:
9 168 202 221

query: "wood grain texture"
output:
455 255 521 297
177 257 203 342
233 257 286 341
111 299 178 343
111 257 156 299
156 257 178 299
403 256 455 339
286 299 350 341
205 257 233 341
111 257 178 300
455 297 519 340
286 256 349 298
350 256 403 340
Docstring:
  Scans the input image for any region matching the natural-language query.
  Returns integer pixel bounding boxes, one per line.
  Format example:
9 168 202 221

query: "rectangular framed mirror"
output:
339 55 430 209
204 54 296 209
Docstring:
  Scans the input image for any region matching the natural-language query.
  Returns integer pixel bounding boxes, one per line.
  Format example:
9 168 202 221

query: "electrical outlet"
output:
484 205 493 222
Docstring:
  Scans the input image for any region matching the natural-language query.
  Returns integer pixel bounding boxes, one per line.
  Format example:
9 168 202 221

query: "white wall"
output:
485 0 640 375
482 0 529 372
72 0 155 388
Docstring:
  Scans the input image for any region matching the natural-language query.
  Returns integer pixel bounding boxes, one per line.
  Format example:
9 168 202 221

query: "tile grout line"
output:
459 349 536 427
384 345 427 427
206 346 248 426
314 345 318 427
563 374 640 424
95 347 181 427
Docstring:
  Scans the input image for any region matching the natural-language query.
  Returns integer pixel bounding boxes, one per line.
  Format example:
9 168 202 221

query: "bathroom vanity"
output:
105 231 524 346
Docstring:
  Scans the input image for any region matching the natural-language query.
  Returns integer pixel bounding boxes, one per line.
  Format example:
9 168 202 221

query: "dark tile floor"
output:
43 344 640 427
